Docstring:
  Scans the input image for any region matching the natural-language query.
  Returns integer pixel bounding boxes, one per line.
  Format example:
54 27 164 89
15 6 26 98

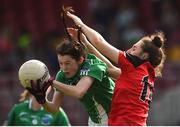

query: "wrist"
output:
52 80 55 87
79 23 85 30
37 97 46 104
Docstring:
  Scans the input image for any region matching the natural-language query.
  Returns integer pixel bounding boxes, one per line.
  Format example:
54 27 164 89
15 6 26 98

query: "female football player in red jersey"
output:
66 11 166 126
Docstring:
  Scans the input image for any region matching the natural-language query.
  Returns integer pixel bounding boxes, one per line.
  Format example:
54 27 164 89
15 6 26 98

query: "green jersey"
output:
7 100 70 126
56 53 115 124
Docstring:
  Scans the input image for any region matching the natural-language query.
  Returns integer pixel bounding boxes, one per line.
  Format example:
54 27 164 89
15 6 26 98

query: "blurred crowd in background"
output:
0 0 180 125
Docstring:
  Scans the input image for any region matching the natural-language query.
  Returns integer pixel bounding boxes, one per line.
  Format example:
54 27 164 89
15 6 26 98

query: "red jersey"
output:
108 51 155 126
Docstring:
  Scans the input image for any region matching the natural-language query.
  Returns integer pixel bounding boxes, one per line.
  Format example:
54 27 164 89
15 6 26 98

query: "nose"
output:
60 64 67 72
127 48 131 54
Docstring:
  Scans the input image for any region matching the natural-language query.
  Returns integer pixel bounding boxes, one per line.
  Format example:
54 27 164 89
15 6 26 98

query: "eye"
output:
132 45 136 51
59 62 62 66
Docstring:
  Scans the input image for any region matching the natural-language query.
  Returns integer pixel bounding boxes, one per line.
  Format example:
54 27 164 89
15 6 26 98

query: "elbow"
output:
75 90 85 99
113 73 121 80
94 36 104 45
108 67 121 80
114 70 121 80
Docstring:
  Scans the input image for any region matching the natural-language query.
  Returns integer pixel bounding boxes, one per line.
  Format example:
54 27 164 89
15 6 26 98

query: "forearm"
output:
42 101 59 114
52 80 83 99
80 24 119 63
80 23 105 49
84 39 121 80
108 67 121 80
85 40 113 68
42 90 63 114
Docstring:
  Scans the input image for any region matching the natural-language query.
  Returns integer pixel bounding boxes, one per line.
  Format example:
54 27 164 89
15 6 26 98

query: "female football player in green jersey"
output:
26 7 121 125
26 11 121 126
6 89 70 126
28 38 120 125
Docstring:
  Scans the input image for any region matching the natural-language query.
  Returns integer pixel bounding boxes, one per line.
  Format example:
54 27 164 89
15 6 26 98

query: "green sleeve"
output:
55 70 64 81
7 105 16 125
55 108 71 126
55 71 65 92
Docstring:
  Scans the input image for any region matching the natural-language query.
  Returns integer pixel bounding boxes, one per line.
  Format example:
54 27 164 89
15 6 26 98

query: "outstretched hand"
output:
26 77 54 104
66 12 84 27
67 28 88 43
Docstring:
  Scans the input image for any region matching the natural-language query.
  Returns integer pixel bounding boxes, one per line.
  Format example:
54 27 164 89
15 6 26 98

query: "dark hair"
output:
56 40 87 61
58 6 87 61
142 31 166 76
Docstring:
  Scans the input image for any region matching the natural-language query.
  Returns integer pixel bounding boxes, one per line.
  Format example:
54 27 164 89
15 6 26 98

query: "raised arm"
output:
85 40 121 80
68 28 121 80
66 12 120 64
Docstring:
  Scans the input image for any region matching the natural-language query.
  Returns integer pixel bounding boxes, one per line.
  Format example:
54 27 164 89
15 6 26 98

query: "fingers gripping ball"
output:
26 78 54 104
18 60 50 88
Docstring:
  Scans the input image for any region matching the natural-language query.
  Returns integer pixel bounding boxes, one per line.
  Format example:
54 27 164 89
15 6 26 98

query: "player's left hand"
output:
67 28 88 44
26 77 54 104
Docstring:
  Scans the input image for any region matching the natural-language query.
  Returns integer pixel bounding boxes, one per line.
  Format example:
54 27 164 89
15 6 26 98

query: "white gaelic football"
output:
18 60 50 88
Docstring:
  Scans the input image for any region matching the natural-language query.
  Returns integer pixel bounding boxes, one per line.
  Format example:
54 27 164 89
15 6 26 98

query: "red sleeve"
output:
118 51 127 67
118 51 132 72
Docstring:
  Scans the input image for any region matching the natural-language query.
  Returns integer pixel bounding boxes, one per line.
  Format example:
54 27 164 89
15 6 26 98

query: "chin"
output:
65 74 73 79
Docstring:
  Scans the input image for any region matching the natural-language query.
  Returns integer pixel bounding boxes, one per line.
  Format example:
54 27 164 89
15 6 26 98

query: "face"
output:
127 40 145 59
57 55 80 78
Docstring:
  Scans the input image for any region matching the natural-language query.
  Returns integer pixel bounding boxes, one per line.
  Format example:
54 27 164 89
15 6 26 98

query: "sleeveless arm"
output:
83 36 121 80
67 12 120 64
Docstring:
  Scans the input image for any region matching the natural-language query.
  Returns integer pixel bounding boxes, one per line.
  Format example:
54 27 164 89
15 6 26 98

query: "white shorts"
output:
88 112 108 126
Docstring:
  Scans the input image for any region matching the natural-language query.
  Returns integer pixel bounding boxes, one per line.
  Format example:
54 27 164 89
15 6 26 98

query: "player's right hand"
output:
26 77 54 104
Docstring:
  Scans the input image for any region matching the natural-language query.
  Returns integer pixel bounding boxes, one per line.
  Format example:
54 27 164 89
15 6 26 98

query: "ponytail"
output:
19 90 31 102
142 31 166 77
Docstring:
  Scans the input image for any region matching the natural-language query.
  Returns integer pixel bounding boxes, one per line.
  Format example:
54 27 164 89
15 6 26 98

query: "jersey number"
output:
140 76 153 105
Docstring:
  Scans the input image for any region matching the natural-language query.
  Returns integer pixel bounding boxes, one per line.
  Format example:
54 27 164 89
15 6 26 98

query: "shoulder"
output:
86 53 105 64
80 54 108 81
81 59 107 75
144 62 155 78
10 100 29 111
58 108 67 115
55 108 69 119
55 70 65 80
86 53 97 59
56 70 64 77
16 100 29 107
83 53 107 68
118 51 129 65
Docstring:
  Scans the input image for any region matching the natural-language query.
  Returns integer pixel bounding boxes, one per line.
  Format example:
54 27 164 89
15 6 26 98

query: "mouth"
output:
64 72 69 75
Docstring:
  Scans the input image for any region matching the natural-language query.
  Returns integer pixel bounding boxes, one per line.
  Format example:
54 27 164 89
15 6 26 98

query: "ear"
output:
142 52 149 60
78 57 84 64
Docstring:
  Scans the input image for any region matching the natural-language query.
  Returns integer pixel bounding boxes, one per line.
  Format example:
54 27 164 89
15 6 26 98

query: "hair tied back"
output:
152 36 162 48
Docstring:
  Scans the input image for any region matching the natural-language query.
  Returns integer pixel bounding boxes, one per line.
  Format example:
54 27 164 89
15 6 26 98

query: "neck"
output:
126 52 145 67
